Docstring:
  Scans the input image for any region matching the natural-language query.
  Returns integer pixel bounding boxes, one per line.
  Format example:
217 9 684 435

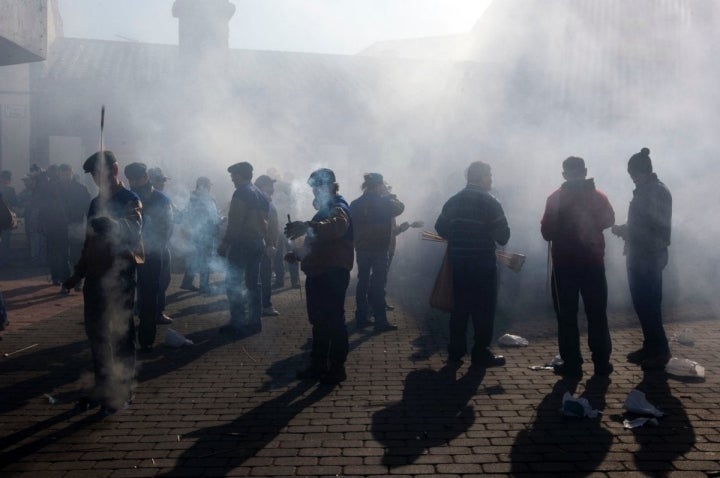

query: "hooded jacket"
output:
627 173 672 253
541 178 615 268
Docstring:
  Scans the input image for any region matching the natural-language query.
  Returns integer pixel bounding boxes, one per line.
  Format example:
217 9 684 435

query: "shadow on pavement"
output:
509 377 611 476
629 369 695 477
371 363 485 467
159 380 334 477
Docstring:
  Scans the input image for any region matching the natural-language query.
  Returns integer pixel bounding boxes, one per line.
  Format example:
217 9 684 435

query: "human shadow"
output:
510 376 612 476
0 406 104 469
627 370 695 477
0 283 56 300
371 363 484 467
258 326 374 392
159 380 334 477
4 290 74 310
170 298 228 319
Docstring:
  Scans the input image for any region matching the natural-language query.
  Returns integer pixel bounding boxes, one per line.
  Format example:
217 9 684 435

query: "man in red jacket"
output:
541 156 615 378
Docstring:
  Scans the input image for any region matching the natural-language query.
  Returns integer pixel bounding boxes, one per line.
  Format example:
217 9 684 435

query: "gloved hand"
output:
284 221 309 239
90 216 114 235
611 224 627 239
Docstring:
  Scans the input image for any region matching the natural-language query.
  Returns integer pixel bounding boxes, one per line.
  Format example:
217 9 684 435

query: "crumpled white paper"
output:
623 417 660 429
164 328 194 348
671 329 695 346
665 357 705 378
529 355 563 371
623 390 664 417
560 391 600 418
497 334 529 347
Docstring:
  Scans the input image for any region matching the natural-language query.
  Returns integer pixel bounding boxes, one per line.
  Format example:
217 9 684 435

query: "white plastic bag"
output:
164 328 194 348
672 329 695 346
623 417 659 429
665 357 705 378
560 392 600 418
497 334 529 347
623 390 664 417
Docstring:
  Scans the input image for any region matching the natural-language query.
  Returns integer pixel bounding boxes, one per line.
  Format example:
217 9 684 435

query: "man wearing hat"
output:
435 161 509 369
612 147 673 370
147 166 175 318
285 168 354 384
218 162 269 337
125 162 174 352
541 156 615 378
254 174 280 317
62 150 143 415
181 176 221 292
350 172 404 332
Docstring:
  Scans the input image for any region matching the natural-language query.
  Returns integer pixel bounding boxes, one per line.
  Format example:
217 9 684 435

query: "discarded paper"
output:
665 357 705 378
497 334 529 347
623 389 664 417
560 391 600 418
164 328 193 348
623 417 659 429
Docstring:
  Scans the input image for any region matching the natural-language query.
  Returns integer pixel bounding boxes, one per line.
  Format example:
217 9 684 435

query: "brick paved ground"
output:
1 266 719 477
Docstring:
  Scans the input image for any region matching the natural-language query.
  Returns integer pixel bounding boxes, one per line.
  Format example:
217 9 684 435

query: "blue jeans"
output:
226 240 264 332
354 249 389 324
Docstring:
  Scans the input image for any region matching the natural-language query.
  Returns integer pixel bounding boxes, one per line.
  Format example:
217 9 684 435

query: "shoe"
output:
626 348 646 364
320 364 347 384
296 363 328 380
76 396 100 411
262 307 280 317
385 303 395 311
156 314 173 324
641 351 671 370
593 363 614 376
553 363 582 378
474 354 507 368
374 322 398 333
180 283 199 291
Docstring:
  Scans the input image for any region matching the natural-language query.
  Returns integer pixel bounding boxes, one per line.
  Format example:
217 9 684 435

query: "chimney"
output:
172 0 236 70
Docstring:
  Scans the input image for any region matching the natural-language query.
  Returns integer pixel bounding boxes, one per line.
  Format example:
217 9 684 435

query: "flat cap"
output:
83 151 118 174
254 174 276 188
148 167 170 182
227 162 253 179
124 162 148 180
307 168 336 187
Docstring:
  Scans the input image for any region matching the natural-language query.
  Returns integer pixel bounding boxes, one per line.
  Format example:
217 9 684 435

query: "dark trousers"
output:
551 264 612 368
448 262 497 362
306 268 350 366
273 239 299 286
137 252 162 347
226 241 263 332
628 249 669 355
260 253 273 308
354 249 389 324
158 247 171 312
47 227 70 282
83 267 136 407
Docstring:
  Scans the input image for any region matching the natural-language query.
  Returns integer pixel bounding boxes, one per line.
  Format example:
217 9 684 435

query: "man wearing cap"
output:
181 176 221 293
125 162 174 352
148 167 175 319
350 173 404 331
62 150 143 415
254 174 280 317
218 162 269 337
612 147 673 370
435 161 509 369
541 156 615 378
285 168 353 384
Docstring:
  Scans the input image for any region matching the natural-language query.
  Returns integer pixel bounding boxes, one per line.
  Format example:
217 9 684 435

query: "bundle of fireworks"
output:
421 231 525 272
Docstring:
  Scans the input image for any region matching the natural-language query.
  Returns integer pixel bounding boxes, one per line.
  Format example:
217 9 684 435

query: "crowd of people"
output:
0 146 673 414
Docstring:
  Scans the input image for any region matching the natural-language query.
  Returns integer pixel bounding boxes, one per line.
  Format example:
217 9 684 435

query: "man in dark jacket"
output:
612 147 672 370
58 164 91 291
435 161 510 368
350 173 404 331
218 162 269 338
254 174 280 317
541 156 615 378
125 163 174 352
62 151 143 415
285 168 353 384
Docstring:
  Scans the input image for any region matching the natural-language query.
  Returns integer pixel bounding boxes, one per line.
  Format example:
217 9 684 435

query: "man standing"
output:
254 174 280 317
0 171 18 266
181 176 221 293
57 164 91 291
125 163 174 353
62 151 143 415
612 147 672 370
435 161 509 368
148 167 175 320
218 162 269 338
350 173 404 331
285 168 353 384
541 156 615 378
